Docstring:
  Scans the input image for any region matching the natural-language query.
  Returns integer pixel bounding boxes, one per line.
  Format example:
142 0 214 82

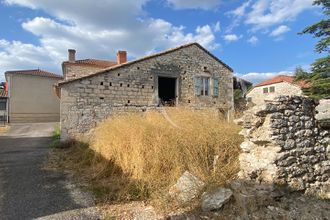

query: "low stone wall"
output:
237 96 329 198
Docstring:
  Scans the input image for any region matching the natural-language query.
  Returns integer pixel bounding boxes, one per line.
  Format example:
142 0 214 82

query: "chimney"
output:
117 50 127 64
68 49 76 62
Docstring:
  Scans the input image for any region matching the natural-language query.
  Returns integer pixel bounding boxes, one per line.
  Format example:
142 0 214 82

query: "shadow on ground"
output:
0 135 97 220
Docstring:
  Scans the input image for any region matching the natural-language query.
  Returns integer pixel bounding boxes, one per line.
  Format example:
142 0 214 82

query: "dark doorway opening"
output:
158 77 176 106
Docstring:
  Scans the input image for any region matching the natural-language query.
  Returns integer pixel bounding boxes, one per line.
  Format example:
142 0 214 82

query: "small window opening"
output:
263 88 268 94
100 82 103 85
151 86 154 89
203 66 207 71
150 76 153 79
120 83 123 87
127 100 130 103
118 73 120 76
137 67 140 70
269 86 275 93
100 97 104 100
142 85 145 89
109 82 112 86
188 100 191 103
127 84 130 87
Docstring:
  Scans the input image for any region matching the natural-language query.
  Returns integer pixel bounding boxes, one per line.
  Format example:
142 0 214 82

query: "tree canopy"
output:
297 0 330 99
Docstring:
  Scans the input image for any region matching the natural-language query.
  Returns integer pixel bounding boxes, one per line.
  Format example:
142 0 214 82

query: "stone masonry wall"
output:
237 96 329 198
63 64 107 81
60 44 233 139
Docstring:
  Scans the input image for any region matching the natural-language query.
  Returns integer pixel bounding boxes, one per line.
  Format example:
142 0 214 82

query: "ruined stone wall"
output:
60 44 233 139
237 96 329 198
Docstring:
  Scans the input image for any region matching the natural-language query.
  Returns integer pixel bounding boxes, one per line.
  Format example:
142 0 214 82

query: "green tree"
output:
294 66 310 81
298 0 330 98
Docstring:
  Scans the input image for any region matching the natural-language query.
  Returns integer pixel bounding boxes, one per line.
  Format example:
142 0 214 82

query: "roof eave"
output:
58 42 233 86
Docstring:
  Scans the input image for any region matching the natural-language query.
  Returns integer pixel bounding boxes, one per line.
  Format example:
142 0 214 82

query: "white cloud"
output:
0 39 60 80
0 0 220 80
213 21 221 32
166 0 221 10
247 36 258 45
226 0 251 33
245 0 314 30
226 0 315 34
223 34 242 42
270 25 290 37
229 0 251 17
240 71 293 84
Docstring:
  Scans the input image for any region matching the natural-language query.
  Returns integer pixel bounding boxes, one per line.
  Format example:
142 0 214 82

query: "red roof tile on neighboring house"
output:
5 69 63 79
63 59 117 68
255 75 310 88
0 90 8 98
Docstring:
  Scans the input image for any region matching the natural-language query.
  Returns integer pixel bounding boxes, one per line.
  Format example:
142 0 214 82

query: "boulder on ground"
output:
169 171 205 203
201 187 233 212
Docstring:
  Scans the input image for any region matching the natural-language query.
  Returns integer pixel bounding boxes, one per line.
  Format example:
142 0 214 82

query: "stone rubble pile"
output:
236 96 329 198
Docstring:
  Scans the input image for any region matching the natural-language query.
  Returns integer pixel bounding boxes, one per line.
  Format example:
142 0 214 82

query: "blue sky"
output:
0 0 325 84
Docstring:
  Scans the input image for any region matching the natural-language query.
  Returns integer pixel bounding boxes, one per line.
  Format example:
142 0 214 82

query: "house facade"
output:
5 69 63 123
246 75 309 106
58 43 234 140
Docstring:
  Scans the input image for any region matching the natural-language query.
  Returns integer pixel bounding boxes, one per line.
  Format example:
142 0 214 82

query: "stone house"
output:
58 43 234 140
246 75 309 106
5 69 63 123
62 49 118 81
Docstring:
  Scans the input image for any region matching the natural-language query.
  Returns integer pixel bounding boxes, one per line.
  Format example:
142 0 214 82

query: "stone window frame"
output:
194 75 219 97
194 73 210 96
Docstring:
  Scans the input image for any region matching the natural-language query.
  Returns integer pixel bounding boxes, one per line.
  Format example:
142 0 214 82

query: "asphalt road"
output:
0 123 100 220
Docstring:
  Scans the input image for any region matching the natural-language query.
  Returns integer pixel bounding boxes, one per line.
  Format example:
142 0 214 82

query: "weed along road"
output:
0 123 99 220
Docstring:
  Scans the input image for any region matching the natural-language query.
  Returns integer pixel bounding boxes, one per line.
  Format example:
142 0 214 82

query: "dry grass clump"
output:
91 108 243 202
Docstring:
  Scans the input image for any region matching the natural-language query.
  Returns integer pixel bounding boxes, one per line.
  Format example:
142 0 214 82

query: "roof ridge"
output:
255 74 308 88
59 42 233 86
76 58 116 62
5 69 63 79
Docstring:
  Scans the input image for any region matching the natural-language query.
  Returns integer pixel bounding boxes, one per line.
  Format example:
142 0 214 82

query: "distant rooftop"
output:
62 59 117 68
0 90 8 98
5 69 63 79
255 75 310 88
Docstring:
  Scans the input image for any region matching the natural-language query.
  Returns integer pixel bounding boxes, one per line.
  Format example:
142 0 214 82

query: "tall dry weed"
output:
91 108 242 200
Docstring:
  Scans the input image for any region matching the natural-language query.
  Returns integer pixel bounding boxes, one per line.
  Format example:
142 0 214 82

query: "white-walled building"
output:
246 75 309 106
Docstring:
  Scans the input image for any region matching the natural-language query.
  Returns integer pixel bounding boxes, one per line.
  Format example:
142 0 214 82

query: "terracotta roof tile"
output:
5 69 63 79
0 90 8 98
63 59 117 68
255 75 310 88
